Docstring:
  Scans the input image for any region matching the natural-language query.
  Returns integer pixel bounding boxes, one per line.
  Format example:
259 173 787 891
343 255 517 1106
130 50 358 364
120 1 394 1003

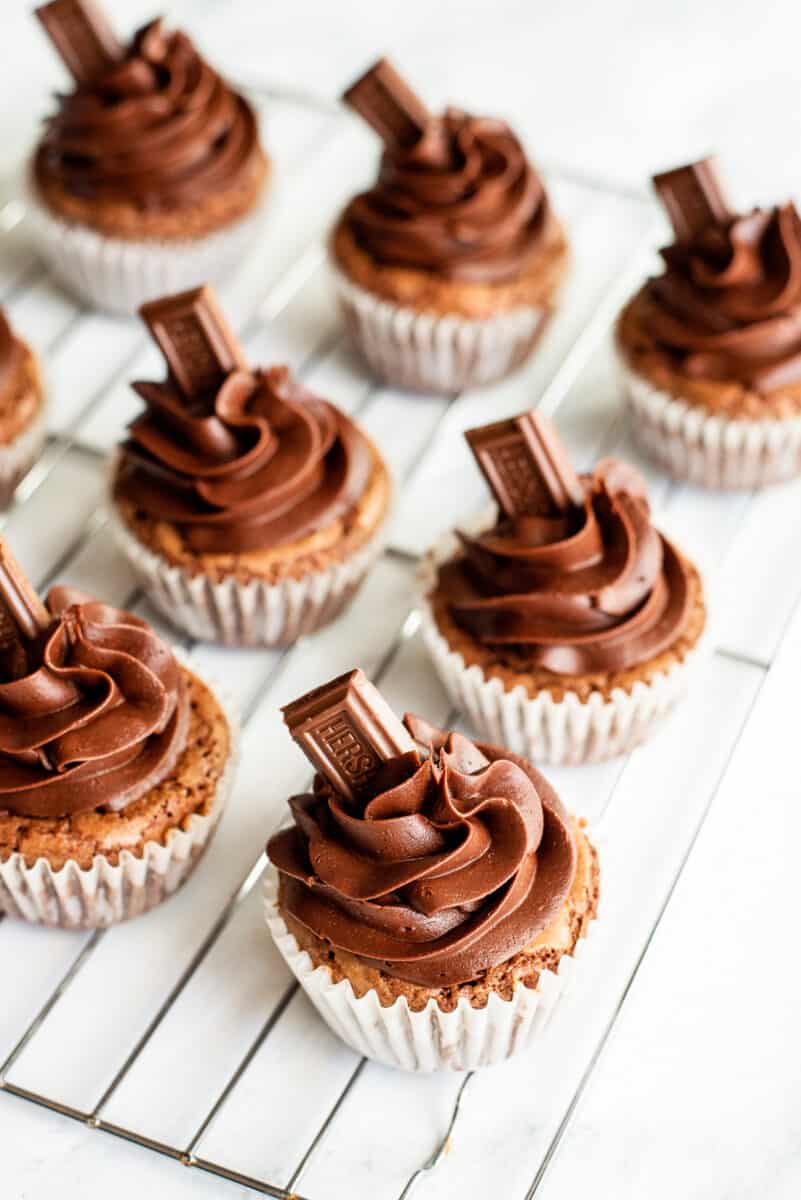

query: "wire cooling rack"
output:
1 85 800 1200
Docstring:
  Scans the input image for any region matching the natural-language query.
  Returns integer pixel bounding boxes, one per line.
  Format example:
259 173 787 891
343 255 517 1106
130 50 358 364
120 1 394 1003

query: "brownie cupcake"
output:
617 158 801 487
0 541 237 929
0 308 47 507
109 285 391 645
419 411 706 764
264 669 599 1071
29 0 269 314
331 59 568 395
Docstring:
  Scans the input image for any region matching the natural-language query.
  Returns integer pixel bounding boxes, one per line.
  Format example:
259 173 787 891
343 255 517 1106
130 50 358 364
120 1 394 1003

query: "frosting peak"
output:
34 18 262 211
438 459 693 675
343 108 552 282
268 714 576 987
0 587 187 819
643 201 801 390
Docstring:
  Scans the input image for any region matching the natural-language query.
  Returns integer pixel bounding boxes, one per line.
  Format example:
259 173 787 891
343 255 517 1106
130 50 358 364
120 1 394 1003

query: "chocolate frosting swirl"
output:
0 587 188 820
641 203 801 390
343 108 552 282
438 459 693 675
34 18 261 210
268 714 576 987
114 365 376 555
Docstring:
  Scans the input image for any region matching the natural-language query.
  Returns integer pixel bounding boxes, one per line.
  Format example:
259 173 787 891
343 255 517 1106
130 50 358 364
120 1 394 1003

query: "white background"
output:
3 2 801 1198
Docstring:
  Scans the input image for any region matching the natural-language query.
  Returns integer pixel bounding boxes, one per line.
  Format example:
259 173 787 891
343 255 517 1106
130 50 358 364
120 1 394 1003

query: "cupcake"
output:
617 157 801 488
109 284 391 645
0 540 237 929
331 59 568 395
264 668 599 1071
30 1 269 314
0 307 47 507
419 410 706 764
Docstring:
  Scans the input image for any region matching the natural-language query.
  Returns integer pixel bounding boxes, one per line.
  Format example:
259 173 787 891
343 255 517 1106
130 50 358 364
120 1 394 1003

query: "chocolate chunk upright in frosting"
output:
268 671 577 988
0 539 189 820
437 410 695 677
640 157 801 391
33 2 265 222
341 58 554 283
113 285 377 557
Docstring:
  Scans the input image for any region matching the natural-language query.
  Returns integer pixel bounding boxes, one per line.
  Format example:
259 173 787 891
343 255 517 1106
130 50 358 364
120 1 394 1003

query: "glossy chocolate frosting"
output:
438 459 693 675
114 365 376 555
343 108 552 282
34 18 261 211
641 203 801 389
268 714 576 987
0 587 188 820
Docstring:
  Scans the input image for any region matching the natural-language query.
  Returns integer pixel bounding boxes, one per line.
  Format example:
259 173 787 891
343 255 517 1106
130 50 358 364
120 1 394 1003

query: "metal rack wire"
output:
1 86 796 1200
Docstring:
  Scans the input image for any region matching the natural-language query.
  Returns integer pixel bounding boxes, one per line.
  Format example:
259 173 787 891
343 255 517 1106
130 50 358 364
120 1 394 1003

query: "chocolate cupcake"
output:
29 1 269 314
331 59 568 395
109 285 391 645
264 670 599 1071
0 541 237 929
419 411 706 763
617 158 801 487
0 308 46 507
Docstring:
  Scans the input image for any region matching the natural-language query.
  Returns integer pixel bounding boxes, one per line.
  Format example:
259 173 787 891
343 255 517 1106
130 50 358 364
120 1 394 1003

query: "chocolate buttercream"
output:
0 587 188 820
34 17 262 212
642 199 801 390
438 458 693 675
114 364 376 555
343 108 552 283
268 714 576 987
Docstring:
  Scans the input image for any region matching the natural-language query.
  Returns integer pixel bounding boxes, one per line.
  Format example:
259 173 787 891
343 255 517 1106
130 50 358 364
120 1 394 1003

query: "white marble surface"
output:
3 2 801 1198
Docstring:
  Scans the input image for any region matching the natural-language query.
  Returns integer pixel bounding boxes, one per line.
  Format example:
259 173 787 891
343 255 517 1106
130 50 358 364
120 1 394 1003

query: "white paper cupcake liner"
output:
0 667 239 930
0 403 47 509
618 351 801 489
331 266 547 395
264 869 592 1072
25 179 268 316
108 501 387 647
417 521 703 764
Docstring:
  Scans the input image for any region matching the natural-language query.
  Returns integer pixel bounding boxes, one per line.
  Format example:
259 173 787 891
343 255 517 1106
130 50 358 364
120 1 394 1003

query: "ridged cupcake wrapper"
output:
0 404 47 509
264 870 590 1072
331 266 547 396
417 527 701 764
619 352 801 489
0 670 239 930
108 502 387 647
25 181 268 316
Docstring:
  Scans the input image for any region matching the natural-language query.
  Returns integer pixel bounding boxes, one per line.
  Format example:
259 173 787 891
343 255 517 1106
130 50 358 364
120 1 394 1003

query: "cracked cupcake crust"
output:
280 822 599 1014
0 668 230 871
0 340 44 446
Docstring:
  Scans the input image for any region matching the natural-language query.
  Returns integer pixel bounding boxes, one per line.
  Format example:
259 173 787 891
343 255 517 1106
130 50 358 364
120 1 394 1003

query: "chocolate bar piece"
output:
465 411 584 519
282 669 416 801
343 58 431 152
139 285 247 399
652 159 732 242
0 541 50 645
35 0 123 86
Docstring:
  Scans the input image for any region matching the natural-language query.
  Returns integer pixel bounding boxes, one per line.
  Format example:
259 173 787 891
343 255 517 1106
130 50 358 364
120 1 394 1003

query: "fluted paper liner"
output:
417 517 702 765
0 667 239 929
619 352 801 489
108 499 387 647
264 869 592 1072
25 177 268 316
331 266 546 395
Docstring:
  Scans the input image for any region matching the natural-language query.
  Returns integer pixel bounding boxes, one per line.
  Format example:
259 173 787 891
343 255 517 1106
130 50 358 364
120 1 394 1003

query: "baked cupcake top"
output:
0 309 26 395
434 411 695 676
0 542 187 820
628 158 801 391
339 59 554 283
268 670 576 987
34 4 263 216
113 286 377 555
